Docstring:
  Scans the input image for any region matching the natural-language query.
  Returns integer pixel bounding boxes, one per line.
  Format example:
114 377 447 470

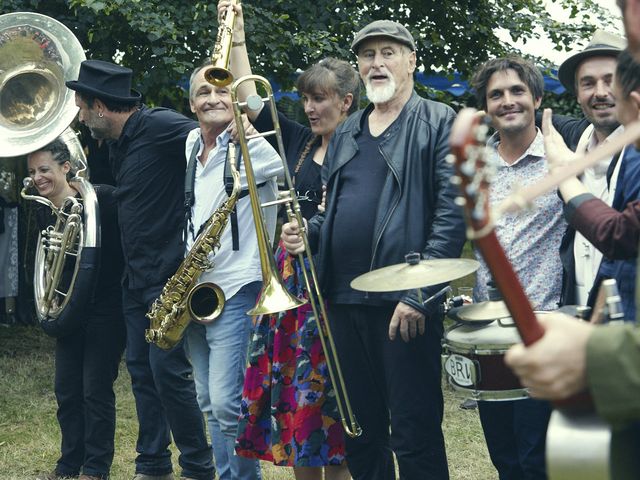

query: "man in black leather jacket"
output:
282 19 465 480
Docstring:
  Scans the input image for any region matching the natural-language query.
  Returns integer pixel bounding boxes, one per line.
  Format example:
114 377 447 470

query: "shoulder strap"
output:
223 142 267 251
606 149 623 190
183 140 200 243
224 143 241 251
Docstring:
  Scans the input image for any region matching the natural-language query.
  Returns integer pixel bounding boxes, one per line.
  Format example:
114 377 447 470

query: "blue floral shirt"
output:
474 129 566 311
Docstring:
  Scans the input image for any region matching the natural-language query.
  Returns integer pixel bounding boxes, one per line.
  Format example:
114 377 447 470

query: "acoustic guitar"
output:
448 108 636 480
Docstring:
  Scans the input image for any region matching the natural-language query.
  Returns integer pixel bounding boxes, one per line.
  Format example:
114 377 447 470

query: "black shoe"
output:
459 398 478 410
35 472 77 480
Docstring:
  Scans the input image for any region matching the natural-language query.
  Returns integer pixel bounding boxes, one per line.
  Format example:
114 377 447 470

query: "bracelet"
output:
232 40 246 47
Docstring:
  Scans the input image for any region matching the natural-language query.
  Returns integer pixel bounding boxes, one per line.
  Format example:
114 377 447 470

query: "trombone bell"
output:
204 67 233 87
248 274 307 316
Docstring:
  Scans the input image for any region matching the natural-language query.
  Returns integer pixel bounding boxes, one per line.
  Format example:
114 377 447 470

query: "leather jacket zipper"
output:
369 143 401 279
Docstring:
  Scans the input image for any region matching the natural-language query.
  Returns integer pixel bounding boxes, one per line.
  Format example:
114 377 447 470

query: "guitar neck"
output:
450 107 592 411
475 232 543 346
476 230 593 411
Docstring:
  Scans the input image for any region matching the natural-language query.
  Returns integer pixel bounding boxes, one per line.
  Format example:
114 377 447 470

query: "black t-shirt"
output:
295 159 322 220
253 108 322 220
328 116 389 303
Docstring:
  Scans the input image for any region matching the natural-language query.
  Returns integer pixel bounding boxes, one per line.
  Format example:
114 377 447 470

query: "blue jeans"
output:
123 283 214 480
185 281 262 480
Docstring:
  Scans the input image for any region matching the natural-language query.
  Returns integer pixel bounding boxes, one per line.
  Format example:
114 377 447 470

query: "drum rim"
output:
447 380 529 401
442 338 514 354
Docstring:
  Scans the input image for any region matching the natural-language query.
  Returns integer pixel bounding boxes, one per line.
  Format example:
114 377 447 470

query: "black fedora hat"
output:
558 30 626 94
66 59 142 102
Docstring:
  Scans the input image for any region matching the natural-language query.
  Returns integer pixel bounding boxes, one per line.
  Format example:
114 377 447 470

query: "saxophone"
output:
145 143 241 350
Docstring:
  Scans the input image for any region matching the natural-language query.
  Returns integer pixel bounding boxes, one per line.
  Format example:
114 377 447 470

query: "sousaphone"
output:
0 12 100 337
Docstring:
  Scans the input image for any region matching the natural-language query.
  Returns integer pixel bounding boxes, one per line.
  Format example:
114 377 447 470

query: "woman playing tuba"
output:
27 139 126 480
0 12 126 479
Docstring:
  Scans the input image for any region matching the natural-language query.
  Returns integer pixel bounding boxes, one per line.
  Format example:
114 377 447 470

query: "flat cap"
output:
351 20 416 54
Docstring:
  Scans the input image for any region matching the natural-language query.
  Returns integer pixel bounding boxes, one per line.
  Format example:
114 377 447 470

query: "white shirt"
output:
573 125 624 305
185 128 283 300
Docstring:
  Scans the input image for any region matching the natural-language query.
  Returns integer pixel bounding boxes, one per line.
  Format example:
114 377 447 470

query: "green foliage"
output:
540 91 583 117
1 0 618 110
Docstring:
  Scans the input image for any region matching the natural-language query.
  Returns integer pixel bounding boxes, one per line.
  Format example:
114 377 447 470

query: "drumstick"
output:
496 119 640 216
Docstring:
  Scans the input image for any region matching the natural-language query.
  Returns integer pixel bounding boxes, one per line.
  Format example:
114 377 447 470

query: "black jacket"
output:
108 106 197 289
307 91 466 317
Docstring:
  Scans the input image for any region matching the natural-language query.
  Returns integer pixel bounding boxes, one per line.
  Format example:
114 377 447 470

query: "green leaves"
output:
4 0 620 111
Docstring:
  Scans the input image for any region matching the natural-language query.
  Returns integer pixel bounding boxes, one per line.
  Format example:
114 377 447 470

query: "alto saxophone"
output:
145 143 241 350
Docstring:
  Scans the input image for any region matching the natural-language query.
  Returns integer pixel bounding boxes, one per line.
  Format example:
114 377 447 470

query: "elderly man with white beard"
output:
281 20 465 480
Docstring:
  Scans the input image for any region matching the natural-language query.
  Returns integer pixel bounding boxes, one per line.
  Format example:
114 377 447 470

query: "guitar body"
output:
548 411 638 480
449 108 629 480
547 410 612 480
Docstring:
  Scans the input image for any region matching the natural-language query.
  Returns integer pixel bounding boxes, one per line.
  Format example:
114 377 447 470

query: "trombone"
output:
230 75 362 438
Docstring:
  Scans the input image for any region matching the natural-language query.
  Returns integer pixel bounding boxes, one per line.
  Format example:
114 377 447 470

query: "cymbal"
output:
350 258 480 292
453 300 511 322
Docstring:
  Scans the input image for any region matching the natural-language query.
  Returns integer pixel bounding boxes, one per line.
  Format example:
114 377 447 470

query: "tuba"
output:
1 12 101 337
230 75 362 438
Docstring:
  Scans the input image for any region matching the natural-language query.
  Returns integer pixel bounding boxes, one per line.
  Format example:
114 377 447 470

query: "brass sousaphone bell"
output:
0 12 100 337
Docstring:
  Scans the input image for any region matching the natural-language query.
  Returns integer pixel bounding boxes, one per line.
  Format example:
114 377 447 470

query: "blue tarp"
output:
179 70 566 101
272 69 566 100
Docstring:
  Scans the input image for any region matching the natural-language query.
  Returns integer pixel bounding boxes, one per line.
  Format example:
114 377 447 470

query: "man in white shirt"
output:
184 61 282 480
556 30 626 306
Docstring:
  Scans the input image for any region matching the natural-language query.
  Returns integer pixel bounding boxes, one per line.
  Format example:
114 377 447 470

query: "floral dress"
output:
235 133 346 465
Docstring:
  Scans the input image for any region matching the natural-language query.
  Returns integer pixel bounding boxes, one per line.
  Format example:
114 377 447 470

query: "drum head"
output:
445 319 521 349
447 305 494 325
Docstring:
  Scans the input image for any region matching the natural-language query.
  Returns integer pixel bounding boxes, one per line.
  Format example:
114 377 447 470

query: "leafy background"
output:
1 0 619 112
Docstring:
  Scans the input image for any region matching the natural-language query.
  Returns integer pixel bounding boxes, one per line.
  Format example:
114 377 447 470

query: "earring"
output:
98 112 104 118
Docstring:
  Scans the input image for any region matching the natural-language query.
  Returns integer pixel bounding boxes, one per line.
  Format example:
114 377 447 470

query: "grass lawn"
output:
0 244 497 479
0 331 496 479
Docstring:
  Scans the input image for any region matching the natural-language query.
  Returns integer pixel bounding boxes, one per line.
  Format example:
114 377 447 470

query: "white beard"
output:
365 75 397 104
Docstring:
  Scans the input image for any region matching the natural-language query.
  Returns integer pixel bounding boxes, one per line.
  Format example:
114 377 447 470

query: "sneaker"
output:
459 398 478 410
132 474 175 480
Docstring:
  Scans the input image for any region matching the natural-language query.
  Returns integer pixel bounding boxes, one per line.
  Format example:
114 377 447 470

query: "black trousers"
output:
54 302 126 478
478 399 551 480
122 283 214 480
328 303 449 480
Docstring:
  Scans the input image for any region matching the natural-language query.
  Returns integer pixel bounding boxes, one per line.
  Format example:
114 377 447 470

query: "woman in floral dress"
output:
223 3 360 479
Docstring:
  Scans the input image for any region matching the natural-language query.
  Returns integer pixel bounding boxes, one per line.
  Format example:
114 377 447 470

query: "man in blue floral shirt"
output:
470 55 566 480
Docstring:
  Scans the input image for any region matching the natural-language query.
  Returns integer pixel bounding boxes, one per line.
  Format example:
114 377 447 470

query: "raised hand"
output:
542 108 578 173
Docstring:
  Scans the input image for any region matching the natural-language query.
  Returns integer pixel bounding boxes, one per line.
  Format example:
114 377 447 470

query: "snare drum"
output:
441 318 527 401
